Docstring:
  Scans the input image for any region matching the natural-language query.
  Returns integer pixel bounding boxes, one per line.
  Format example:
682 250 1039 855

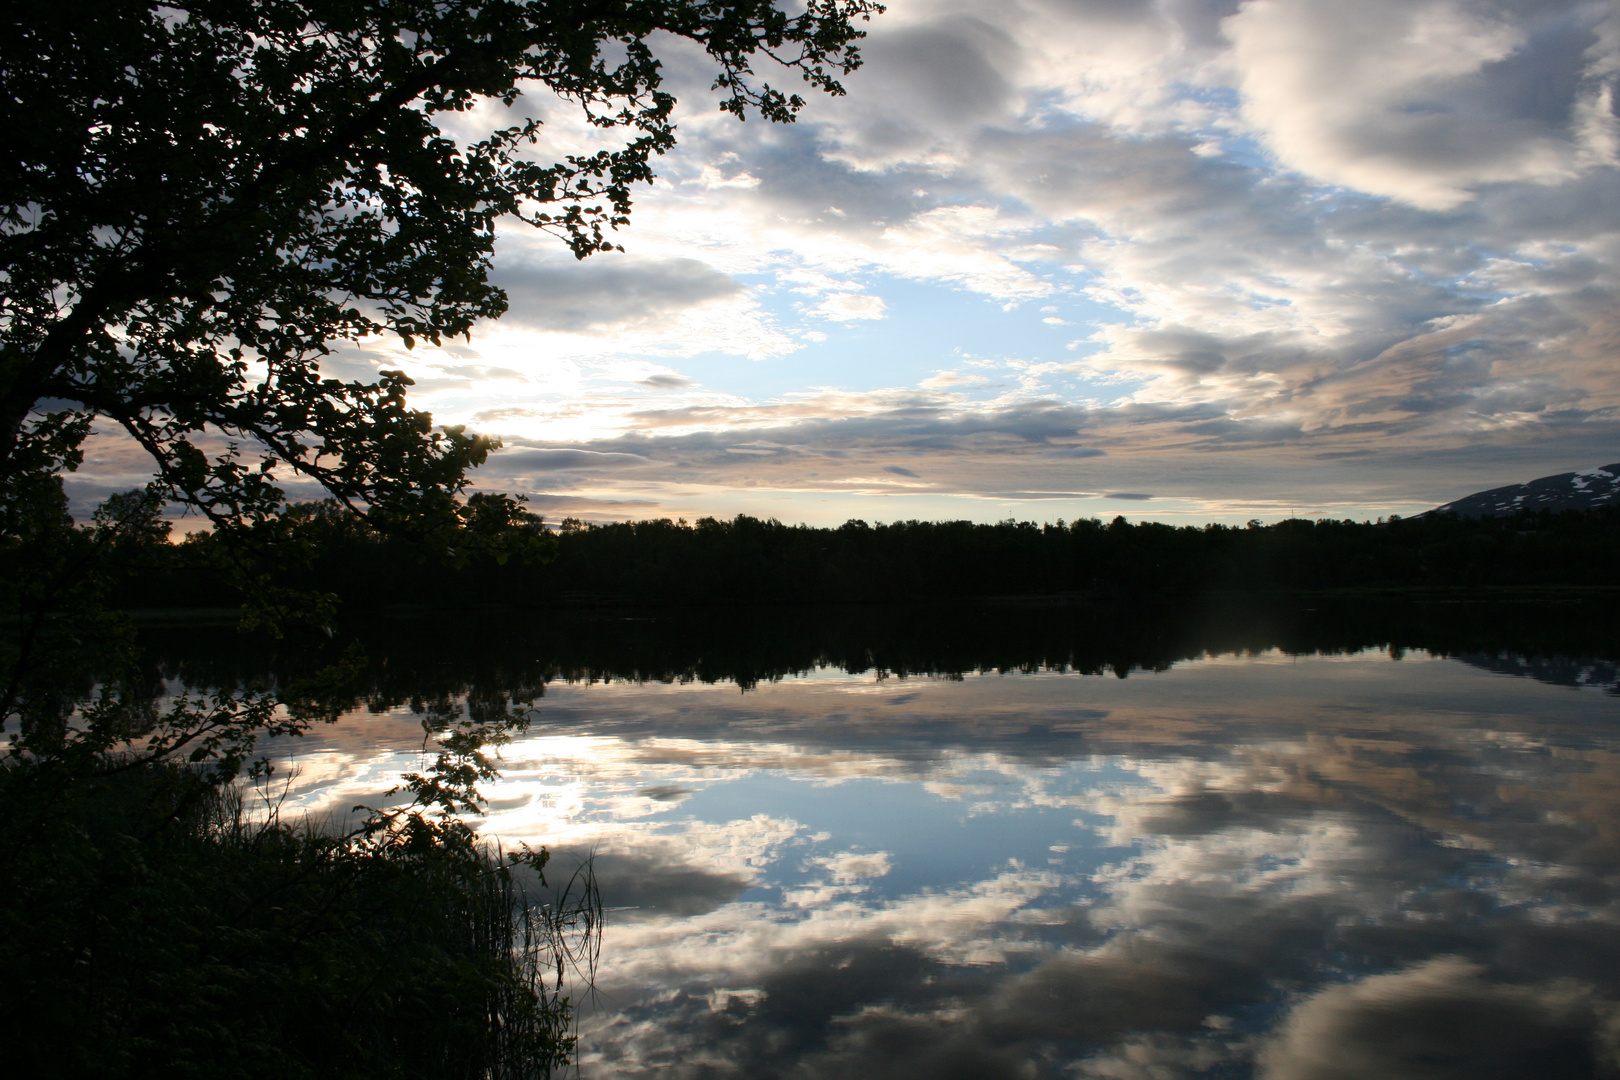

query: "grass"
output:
0 758 593 1079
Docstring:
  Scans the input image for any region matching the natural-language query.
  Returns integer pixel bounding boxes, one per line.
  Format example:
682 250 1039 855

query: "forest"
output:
117 504 1620 612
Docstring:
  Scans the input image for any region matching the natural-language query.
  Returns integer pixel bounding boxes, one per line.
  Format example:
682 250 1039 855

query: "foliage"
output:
0 476 353 784
2 0 881 539
534 507 1620 598
138 504 1620 609
0 477 589 1074
1 0 883 822
3 0 884 776
0 759 597 1079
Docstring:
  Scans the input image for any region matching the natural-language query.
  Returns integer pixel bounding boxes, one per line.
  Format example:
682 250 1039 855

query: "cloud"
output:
1259 957 1619 1080
459 382 1609 522
57 0 1620 526
492 253 743 333
497 1 1612 506
511 493 661 514
810 849 894 885
431 363 529 382
558 850 754 922
639 374 696 389
617 393 1099 448
1225 0 1619 210
810 292 888 321
475 448 652 476
883 465 920 477
247 650 1620 1077
637 785 697 803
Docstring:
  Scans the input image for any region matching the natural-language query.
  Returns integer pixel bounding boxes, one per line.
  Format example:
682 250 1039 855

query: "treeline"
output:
118 505 1620 610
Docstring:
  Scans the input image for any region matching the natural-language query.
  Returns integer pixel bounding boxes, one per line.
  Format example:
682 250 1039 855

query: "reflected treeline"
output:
1455 652 1620 691
139 595 1620 705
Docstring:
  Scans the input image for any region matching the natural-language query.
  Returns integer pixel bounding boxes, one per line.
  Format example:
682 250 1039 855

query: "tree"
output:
1 0 882 535
3 11 890 1061
2 0 882 771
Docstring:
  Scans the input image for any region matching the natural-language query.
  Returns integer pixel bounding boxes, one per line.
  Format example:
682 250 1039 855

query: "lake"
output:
152 599 1620 1078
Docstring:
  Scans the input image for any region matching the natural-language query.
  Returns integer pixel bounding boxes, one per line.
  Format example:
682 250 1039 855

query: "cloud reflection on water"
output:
260 649 1620 1077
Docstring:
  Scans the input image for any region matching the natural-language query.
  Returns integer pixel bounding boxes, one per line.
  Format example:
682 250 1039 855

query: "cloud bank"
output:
76 0 1620 525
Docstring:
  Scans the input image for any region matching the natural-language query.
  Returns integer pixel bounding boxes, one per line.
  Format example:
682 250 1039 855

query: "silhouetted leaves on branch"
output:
3 0 881 545
3 0 883 772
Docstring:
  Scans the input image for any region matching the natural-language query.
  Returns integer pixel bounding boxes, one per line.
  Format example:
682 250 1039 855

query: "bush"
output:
0 760 583 1079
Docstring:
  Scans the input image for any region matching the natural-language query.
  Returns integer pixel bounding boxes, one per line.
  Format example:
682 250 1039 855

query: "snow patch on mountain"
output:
1431 463 1620 518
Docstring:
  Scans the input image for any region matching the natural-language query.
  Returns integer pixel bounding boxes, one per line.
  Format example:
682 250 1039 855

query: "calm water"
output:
170 603 1620 1078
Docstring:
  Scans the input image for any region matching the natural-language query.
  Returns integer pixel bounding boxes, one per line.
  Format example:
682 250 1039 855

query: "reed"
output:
0 758 595 1079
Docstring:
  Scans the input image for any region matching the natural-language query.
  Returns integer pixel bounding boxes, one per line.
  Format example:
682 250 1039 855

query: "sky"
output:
87 0 1620 526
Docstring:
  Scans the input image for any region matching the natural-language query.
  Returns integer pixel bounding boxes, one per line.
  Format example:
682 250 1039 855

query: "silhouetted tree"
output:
3 0 881 543
3 0 883 769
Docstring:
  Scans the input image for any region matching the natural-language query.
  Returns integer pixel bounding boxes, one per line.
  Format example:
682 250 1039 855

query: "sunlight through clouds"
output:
432 0 1619 523
70 0 1618 524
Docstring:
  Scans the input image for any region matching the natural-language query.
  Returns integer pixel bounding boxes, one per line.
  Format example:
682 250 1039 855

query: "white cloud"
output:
1226 0 1619 210
810 292 888 321
66 0 1620 523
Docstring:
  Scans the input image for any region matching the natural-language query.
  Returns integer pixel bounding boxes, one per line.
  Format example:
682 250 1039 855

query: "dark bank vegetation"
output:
114 503 1620 612
0 759 591 1080
0 481 594 1078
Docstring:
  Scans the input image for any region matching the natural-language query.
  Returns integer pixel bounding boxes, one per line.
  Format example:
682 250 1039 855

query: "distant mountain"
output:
1455 653 1620 694
1433 463 1620 517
